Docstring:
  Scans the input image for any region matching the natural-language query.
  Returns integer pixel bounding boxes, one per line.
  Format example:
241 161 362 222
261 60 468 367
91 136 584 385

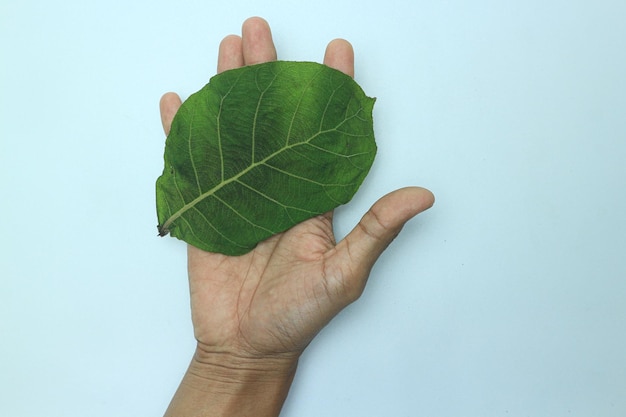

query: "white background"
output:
2 0 625 416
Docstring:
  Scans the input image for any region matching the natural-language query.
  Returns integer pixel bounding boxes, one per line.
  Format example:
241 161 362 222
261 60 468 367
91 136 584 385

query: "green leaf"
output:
156 61 376 255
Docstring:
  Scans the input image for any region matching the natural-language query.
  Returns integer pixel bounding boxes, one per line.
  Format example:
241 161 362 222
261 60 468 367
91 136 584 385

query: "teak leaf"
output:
156 61 376 255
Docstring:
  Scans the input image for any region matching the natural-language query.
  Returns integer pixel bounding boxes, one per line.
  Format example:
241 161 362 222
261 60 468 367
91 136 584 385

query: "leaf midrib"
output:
160 118 363 233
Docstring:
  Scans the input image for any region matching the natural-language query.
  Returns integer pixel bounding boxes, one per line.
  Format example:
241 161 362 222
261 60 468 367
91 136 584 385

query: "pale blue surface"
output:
2 0 626 416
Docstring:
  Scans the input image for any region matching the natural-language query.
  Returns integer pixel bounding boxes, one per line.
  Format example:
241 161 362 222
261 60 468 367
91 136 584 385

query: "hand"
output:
160 17 434 417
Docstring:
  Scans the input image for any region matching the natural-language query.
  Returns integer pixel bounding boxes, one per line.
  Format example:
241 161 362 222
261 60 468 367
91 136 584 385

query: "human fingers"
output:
159 92 183 135
217 34 244 73
241 17 277 66
329 187 435 299
323 39 354 78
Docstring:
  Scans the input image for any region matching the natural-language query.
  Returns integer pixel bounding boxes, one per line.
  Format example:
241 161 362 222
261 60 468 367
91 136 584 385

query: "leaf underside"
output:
156 61 376 255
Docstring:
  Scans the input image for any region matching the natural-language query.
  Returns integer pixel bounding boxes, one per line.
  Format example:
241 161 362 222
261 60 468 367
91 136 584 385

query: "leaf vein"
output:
252 68 280 164
236 179 317 222
263 162 358 188
216 71 246 182
187 107 202 194
319 78 346 131
190 206 248 248
212 193 277 234
285 66 325 146
304 142 372 158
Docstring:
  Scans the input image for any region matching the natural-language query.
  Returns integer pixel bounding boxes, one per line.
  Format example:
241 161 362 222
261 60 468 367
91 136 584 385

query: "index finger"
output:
323 39 355 78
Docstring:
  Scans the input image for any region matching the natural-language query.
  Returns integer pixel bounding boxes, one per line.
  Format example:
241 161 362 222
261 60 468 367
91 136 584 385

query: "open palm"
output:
159 17 434 362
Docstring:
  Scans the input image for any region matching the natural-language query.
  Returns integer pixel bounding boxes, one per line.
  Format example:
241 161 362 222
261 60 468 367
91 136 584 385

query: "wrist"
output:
191 343 299 387
164 345 299 417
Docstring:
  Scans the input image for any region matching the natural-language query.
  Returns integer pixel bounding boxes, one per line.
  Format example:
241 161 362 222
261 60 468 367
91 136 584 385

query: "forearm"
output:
164 346 298 417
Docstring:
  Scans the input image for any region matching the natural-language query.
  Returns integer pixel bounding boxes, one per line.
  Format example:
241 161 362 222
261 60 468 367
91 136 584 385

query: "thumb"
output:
330 187 434 297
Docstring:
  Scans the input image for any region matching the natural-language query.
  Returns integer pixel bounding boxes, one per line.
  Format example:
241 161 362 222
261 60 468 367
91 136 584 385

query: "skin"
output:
160 17 434 417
